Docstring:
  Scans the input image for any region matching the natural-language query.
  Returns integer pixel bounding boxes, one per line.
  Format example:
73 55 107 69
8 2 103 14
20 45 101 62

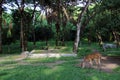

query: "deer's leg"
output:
89 59 93 68
95 58 101 70
81 62 85 68
98 58 101 70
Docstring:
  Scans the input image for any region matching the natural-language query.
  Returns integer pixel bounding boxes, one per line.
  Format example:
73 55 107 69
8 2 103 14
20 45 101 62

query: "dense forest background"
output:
0 0 120 53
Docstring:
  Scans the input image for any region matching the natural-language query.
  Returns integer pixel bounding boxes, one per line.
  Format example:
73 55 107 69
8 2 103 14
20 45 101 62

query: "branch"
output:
82 11 96 28
62 6 70 21
77 0 91 22
31 0 39 19
15 0 22 12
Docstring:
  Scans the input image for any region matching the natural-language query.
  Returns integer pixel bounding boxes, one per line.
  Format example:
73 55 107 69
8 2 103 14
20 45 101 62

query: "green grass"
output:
2 41 120 57
2 41 74 54
24 57 78 64
0 57 120 80
1 41 120 80
24 57 58 63
114 67 120 72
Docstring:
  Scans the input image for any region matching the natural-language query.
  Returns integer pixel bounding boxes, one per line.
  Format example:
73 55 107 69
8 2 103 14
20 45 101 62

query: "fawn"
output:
81 51 102 69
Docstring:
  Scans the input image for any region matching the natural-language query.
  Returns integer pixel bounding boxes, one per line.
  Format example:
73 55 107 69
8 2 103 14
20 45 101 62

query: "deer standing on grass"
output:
81 51 102 69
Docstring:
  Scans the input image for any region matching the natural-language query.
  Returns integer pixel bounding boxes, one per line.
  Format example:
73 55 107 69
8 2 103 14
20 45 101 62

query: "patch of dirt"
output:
77 56 120 73
101 56 120 73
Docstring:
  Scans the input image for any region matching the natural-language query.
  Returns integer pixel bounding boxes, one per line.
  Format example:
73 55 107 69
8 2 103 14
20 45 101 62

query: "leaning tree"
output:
73 0 91 53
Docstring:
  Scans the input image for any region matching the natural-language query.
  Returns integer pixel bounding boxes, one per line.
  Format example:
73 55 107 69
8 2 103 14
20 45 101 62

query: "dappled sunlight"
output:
91 76 99 80
0 57 119 80
102 63 119 69
0 0 120 79
0 47 120 80
33 50 46 53
0 60 19 71
0 54 21 61
33 48 72 54
0 64 17 70
79 47 83 50
43 66 64 76
60 46 67 49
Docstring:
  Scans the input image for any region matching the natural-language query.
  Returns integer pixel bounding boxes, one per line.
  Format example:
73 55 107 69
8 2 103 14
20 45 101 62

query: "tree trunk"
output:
62 6 69 21
33 15 36 47
73 23 81 53
55 0 61 46
0 1 2 53
113 31 120 47
20 18 25 52
16 0 28 52
73 0 91 54
112 31 117 43
33 28 36 47
88 34 91 45
96 32 103 46
61 8 66 46
31 1 37 48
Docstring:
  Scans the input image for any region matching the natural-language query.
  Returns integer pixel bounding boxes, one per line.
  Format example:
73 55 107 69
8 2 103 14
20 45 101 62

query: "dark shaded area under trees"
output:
0 0 120 53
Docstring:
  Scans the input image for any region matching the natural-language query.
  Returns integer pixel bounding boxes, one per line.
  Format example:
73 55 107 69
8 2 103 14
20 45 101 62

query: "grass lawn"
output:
0 41 120 80
0 57 120 80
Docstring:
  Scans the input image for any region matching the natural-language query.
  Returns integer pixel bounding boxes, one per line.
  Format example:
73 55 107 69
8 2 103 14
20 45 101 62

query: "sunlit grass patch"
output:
114 66 120 72
0 41 120 80
24 57 58 63
0 60 17 65
32 46 73 54
0 57 120 80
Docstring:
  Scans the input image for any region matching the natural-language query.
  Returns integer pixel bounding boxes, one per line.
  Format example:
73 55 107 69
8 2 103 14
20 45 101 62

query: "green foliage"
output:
101 0 120 10
1 0 120 53
82 0 120 42
12 9 32 40
60 22 76 41
28 26 54 41
86 10 120 41
2 27 14 45
7 29 12 38
2 12 14 45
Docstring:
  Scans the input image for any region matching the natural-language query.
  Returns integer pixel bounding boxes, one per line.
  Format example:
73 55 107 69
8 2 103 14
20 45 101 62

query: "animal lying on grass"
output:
81 51 102 69
102 43 117 51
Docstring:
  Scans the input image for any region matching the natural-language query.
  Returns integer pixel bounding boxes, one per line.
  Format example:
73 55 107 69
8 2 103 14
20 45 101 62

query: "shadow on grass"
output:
0 60 120 80
0 72 8 76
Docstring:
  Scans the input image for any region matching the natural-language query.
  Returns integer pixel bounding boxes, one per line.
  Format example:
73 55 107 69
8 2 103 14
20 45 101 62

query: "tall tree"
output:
0 0 3 53
15 0 37 52
73 0 91 54
15 0 26 52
